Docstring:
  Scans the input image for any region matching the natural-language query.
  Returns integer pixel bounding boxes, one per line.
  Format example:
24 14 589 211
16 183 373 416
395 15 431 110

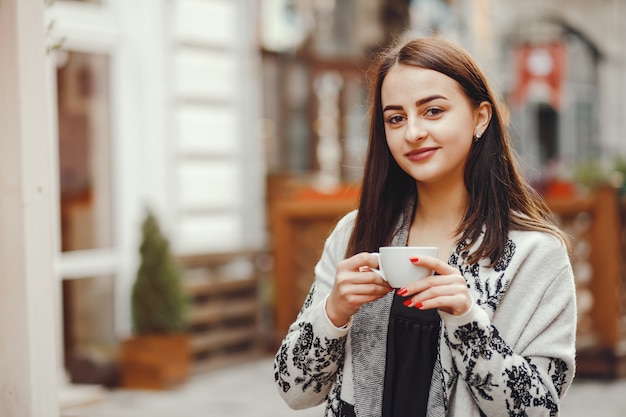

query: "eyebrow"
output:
382 94 448 112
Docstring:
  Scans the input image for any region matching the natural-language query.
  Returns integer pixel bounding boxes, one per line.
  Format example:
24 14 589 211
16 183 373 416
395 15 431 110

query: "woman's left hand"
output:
398 256 472 316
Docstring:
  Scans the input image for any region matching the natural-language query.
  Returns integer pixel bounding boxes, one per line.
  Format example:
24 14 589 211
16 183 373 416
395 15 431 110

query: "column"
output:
0 0 60 416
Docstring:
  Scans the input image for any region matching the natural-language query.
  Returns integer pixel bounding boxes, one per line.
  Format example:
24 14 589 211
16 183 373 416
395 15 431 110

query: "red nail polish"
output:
403 299 412 307
415 302 423 309
397 287 408 296
409 257 419 263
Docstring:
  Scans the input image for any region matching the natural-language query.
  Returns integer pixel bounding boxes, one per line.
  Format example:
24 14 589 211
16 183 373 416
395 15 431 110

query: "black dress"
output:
382 291 441 417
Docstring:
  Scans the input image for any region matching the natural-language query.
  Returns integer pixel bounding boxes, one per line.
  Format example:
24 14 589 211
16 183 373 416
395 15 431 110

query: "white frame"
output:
45 0 141 343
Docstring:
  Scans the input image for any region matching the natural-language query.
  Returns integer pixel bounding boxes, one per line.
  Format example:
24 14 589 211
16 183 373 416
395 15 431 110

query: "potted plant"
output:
119 209 190 389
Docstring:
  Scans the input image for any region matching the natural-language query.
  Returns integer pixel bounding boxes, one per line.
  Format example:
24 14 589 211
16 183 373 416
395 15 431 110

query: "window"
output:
56 51 113 252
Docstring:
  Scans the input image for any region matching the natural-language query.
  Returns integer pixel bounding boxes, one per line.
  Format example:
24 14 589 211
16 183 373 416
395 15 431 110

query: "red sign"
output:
511 43 567 110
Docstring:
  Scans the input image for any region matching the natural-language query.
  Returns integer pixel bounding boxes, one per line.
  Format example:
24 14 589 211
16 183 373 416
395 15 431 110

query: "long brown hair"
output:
346 37 568 265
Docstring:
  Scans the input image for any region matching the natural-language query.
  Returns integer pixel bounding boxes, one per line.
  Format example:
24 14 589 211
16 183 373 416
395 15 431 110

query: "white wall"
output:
167 0 266 254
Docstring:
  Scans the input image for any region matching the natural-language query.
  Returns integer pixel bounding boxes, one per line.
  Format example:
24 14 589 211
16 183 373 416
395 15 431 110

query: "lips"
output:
405 147 438 161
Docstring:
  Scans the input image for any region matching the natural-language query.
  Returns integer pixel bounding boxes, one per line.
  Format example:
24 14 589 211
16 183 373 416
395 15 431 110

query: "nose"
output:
404 116 427 142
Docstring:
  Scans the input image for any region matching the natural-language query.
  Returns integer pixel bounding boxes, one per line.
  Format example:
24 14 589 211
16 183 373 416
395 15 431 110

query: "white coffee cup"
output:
371 246 438 288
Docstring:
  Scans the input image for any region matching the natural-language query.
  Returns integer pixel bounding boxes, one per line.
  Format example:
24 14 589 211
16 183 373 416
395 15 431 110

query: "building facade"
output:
488 0 626 186
44 0 265 398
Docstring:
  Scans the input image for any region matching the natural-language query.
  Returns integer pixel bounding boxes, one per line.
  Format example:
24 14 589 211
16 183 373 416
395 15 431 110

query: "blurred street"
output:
61 356 626 417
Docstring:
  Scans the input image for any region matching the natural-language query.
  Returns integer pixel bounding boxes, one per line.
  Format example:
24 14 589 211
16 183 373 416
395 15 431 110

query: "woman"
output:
274 36 576 417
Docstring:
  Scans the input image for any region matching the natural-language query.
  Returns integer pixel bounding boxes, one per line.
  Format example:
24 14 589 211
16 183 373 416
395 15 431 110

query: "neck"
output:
414 180 468 231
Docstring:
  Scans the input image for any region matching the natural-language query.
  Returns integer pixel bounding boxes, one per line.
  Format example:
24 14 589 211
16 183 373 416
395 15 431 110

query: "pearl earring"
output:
474 131 483 142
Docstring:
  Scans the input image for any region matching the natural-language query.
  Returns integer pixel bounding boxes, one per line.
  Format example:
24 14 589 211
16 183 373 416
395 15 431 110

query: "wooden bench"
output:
179 252 265 373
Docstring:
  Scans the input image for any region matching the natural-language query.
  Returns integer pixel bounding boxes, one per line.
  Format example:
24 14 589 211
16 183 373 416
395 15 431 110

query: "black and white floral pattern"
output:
300 283 316 315
275 342 292 393
324 367 345 416
443 237 572 417
275 320 347 396
548 358 569 396
494 239 516 272
451 239 515 313
449 322 563 416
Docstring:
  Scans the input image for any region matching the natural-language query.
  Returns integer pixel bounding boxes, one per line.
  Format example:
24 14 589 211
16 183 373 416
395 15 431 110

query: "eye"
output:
424 107 444 117
386 115 405 125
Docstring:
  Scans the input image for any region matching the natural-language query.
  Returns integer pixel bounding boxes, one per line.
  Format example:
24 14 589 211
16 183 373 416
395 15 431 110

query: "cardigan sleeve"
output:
440 234 576 416
273 212 355 410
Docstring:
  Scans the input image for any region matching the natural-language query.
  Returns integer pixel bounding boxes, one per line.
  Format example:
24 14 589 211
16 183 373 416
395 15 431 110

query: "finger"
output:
418 294 472 316
369 272 391 288
409 255 459 276
338 270 390 287
340 252 380 271
412 281 468 300
327 290 390 325
402 288 471 314
398 274 464 296
333 286 392 312
344 292 392 306
359 284 394 296
338 279 392 297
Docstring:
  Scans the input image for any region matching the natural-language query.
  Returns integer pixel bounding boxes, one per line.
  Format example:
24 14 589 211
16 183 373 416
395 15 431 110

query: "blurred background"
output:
22 0 626 412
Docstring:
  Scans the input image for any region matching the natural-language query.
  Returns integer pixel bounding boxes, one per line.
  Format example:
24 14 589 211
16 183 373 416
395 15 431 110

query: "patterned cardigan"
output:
274 210 577 416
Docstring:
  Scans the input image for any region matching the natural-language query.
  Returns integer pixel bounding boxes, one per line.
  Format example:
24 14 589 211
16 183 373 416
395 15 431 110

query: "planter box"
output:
119 333 191 390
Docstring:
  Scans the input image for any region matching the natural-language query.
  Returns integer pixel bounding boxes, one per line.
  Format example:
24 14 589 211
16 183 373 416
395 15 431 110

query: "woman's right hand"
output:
325 252 392 327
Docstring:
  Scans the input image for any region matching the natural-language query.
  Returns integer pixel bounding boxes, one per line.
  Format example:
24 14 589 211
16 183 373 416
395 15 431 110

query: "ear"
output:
474 101 492 137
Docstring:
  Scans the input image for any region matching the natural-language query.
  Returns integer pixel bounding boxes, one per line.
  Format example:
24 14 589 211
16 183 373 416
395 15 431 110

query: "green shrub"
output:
131 209 187 334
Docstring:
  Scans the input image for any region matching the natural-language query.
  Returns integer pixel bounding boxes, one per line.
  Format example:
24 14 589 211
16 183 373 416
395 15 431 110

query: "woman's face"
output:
381 63 487 188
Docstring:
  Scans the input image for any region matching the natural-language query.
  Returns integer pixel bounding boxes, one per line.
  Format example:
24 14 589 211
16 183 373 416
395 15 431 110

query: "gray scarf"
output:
351 206 446 417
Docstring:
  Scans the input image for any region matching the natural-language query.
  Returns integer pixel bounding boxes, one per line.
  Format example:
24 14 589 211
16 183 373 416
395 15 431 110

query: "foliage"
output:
573 158 606 190
613 157 626 178
131 209 187 335
45 0 65 54
573 156 626 194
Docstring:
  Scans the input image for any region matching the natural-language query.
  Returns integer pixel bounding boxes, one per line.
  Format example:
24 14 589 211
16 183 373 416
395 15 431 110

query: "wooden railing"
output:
270 185 626 377
549 186 626 378
270 196 357 345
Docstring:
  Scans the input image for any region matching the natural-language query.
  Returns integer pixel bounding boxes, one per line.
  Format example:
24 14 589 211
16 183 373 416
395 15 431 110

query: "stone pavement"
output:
62 356 626 417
